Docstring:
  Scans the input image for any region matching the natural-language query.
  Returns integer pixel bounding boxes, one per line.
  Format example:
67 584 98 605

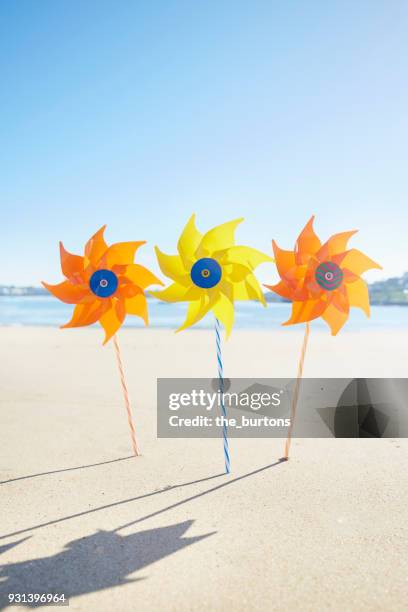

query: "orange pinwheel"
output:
43 226 162 343
265 216 382 335
266 216 381 460
43 226 162 456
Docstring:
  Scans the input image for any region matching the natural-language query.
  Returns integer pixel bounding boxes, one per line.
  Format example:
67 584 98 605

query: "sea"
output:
1 296 408 331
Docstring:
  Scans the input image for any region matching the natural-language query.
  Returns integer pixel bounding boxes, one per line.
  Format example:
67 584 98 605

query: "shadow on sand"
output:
0 456 135 485
0 459 285 541
0 521 213 607
0 460 285 607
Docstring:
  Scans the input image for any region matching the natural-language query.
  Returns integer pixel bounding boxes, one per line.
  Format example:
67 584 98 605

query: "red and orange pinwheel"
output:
43 226 162 456
266 216 381 460
265 216 381 335
43 225 162 343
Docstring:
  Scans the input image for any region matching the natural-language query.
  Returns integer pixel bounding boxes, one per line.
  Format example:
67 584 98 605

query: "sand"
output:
0 326 407 611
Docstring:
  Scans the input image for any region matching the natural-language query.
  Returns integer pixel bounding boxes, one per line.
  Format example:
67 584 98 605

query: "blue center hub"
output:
89 269 118 298
190 258 222 289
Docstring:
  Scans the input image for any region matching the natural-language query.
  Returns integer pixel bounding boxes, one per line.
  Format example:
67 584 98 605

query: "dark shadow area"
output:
0 521 213 607
317 379 397 438
0 460 284 541
0 537 30 556
359 405 390 437
0 456 135 485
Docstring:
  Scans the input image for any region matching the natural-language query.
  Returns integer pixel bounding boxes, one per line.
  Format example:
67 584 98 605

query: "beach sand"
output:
0 326 407 611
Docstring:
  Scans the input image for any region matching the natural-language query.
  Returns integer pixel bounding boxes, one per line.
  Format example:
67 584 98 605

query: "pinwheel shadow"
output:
0 460 284 542
0 521 213 608
0 456 135 486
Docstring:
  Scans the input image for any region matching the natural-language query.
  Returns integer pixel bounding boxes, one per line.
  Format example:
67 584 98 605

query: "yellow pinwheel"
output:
151 215 273 335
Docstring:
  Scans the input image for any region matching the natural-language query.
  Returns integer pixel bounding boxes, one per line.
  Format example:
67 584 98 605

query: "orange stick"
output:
284 322 310 460
113 335 140 457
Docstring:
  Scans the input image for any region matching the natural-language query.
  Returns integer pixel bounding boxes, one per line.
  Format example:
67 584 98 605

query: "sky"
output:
1 0 407 286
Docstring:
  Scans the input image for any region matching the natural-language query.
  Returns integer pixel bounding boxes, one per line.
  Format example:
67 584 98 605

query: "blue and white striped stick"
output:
215 317 231 474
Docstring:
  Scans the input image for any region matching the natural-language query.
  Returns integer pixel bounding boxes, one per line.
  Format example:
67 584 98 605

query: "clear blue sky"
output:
1 0 406 285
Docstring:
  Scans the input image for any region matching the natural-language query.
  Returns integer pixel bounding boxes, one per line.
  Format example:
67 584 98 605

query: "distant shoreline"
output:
1 273 408 307
0 293 407 307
